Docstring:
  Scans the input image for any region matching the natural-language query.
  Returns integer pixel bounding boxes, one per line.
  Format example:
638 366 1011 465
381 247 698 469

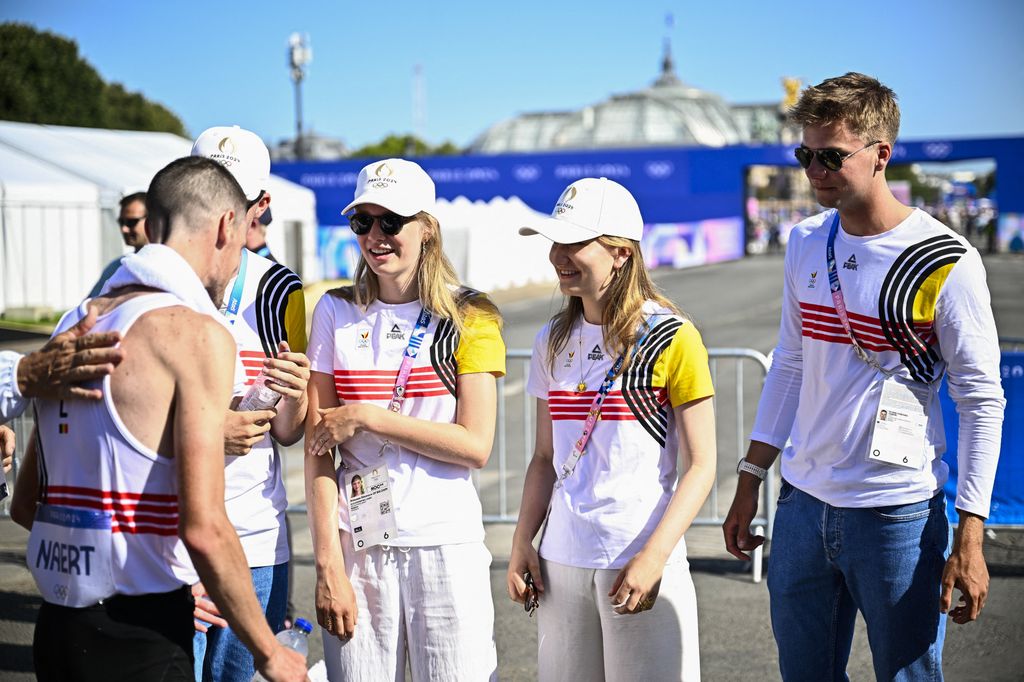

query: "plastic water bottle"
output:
238 372 283 411
252 618 313 681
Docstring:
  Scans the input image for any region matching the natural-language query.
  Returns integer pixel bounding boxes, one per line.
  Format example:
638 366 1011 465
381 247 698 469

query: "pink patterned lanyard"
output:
555 317 656 487
378 307 432 455
825 213 895 378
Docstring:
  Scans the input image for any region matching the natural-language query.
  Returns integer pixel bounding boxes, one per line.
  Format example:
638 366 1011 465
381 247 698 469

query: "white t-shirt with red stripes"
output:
218 251 305 567
751 209 1004 515
307 292 506 546
527 302 715 570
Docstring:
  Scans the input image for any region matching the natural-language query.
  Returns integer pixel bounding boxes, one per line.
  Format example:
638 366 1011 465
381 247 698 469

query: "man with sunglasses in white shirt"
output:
723 72 1004 680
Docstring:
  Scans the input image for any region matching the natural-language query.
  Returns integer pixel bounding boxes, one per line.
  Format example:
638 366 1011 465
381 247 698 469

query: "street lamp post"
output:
288 33 312 160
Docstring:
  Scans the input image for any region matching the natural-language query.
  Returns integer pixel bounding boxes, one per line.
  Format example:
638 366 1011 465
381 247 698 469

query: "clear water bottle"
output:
237 371 283 411
252 618 313 681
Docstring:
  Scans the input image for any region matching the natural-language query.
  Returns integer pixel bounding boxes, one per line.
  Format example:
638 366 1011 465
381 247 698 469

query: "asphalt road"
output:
2 252 1023 680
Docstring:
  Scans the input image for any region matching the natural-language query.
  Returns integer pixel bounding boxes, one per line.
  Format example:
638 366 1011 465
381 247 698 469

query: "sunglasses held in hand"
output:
523 571 539 617
794 140 881 172
348 212 415 236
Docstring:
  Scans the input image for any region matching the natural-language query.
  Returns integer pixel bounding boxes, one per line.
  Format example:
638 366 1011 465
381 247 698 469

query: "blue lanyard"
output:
223 249 248 325
825 213 893 376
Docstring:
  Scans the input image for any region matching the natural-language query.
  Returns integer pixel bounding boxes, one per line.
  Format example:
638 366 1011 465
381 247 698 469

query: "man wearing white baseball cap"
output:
509 177 715 681
190 126 311 682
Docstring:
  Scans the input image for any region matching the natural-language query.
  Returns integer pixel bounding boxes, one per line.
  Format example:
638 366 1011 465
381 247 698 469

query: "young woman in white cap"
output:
305 158 504 680
507 177 716 681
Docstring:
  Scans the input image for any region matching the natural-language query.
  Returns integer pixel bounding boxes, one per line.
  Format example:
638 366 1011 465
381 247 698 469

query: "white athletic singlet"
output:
30 294 199 602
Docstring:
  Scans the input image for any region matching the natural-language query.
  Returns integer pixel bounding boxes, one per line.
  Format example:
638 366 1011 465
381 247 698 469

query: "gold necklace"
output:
575 330 605 394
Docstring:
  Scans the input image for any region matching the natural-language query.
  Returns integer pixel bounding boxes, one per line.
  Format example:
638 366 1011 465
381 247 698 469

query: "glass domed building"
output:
469 45 752 153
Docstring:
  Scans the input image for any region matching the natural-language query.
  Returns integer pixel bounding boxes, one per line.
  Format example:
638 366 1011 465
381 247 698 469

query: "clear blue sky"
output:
4 0 1023 149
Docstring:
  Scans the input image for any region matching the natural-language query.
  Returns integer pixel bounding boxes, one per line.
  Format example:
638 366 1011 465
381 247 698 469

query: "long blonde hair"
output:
547 236 680 372
335 211 499 331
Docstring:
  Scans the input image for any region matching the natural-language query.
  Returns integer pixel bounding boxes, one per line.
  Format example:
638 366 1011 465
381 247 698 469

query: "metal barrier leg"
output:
752 525 764 584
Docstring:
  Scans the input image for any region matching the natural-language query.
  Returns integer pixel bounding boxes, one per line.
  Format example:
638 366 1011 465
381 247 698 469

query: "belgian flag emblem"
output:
58 424 69 434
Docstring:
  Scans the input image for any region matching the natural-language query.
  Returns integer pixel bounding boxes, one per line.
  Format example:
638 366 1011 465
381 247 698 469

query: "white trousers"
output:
322 533 498 682
537 558 701 682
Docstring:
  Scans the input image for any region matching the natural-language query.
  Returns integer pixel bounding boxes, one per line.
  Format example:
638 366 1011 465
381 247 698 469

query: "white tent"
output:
0 121 318 317
432 196 553 292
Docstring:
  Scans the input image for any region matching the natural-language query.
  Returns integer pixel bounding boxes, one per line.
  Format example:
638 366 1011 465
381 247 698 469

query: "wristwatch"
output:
736 458 768 481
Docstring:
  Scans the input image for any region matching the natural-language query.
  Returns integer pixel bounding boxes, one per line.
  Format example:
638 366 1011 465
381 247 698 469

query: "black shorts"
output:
34 584 195 682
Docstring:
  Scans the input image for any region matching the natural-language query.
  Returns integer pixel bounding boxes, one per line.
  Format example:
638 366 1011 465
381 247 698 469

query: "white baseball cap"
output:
191 125 271 201
519 177 644 244
342 158 435 217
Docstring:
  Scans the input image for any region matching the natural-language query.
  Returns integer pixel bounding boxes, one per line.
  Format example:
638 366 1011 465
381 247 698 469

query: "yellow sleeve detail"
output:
284 288 308 353
911 262 956 324
455 312 506 377
653 322 715 408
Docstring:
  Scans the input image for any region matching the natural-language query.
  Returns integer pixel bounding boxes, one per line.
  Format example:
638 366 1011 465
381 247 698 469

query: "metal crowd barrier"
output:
1 347 775 582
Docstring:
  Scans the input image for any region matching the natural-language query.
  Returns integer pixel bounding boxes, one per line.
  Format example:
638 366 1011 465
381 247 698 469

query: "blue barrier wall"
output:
273 137 1024 228
941 351 1024 525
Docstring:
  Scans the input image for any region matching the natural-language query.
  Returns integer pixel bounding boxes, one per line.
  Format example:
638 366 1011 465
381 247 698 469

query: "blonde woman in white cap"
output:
304 158 504 680
508 178 716 681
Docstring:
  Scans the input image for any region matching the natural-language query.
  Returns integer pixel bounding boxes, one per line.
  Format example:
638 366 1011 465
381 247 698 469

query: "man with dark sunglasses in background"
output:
88 192 150 297
723 72 1004 680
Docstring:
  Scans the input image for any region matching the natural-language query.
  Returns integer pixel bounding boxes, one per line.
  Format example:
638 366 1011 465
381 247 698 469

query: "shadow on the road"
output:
0 589 41 625
0 642 34 674
0 591 40 674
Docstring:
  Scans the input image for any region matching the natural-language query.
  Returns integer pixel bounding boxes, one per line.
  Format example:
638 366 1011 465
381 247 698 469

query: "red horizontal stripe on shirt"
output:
111 523 180 536
337 388 452 401
44 496 179 518
799 302 933 332
334 367 437 377
548 409 634 419
46 485 177 504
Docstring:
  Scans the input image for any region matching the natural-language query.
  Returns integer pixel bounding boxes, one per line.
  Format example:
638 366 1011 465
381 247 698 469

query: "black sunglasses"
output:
118 216 145 228
523 571 539 617
246 190 266 212
794 140 881 172
349 212 413 236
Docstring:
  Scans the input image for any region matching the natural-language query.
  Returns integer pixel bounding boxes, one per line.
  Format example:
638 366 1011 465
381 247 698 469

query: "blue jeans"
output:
193 562 289 682
767 481 951 682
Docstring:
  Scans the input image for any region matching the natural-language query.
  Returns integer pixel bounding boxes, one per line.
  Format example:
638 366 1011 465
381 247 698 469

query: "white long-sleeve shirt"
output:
0 351 27 424
751 208 1005 517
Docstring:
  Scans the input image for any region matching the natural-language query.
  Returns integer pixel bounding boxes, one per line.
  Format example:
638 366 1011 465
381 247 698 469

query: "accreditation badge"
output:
346 465 398 551
866 375 930 470
27 505 115 607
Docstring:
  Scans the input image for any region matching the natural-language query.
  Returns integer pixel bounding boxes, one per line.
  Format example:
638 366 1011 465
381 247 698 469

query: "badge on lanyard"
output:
867 375 930 470
346 466 398 551
824 213 932 470
27 505 116 607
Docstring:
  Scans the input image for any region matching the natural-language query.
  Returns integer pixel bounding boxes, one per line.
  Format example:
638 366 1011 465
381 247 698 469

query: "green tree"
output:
0 22 185 135
349 133 462 158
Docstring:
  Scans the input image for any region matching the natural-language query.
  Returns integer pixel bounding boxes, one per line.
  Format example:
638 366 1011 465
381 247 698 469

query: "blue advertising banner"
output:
273 137 1024 228
941 351 1024 525
273 136 1024 278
